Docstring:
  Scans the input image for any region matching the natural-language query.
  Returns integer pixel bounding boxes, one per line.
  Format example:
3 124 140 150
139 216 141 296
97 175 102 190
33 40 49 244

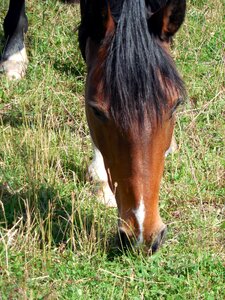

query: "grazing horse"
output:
79 0 186 252
1 0 186 253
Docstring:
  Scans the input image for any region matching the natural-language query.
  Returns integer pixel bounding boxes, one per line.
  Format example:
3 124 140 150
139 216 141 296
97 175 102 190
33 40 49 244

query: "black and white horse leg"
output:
0 0 28 79
87 144 117 208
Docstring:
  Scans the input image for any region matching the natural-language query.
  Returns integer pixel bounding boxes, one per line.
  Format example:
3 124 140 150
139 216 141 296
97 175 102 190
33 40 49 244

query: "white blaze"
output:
133 198 145 243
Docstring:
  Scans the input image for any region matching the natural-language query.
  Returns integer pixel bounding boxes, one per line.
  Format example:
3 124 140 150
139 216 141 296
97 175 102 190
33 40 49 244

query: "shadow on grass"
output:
0 183 89 241
0 111 24 128
0 35 5 60
53 57 85 79
0 181 125 259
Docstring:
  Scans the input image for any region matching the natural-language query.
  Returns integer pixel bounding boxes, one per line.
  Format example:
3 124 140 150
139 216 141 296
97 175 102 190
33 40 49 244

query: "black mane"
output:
79 0 186 129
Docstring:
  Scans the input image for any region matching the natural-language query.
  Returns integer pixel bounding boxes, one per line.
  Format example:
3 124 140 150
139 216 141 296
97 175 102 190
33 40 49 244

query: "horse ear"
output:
148 0 186 42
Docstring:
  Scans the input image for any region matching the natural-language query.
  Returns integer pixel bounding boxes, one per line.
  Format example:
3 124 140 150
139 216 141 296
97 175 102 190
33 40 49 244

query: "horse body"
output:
80 0 186 251
1 0 186 252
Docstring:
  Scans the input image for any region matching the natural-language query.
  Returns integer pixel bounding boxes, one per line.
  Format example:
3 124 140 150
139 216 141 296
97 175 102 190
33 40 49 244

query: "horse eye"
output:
170 97 184 116
89 103 108 122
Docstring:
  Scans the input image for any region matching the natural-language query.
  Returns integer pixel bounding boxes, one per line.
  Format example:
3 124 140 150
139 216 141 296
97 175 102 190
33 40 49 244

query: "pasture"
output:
0 0 224 298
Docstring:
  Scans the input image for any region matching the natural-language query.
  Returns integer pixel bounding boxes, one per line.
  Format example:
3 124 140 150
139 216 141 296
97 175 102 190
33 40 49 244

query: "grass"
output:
0 0 224 299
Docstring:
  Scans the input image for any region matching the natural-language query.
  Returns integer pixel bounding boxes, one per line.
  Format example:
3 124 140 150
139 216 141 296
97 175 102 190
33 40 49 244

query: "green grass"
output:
0 0 224 299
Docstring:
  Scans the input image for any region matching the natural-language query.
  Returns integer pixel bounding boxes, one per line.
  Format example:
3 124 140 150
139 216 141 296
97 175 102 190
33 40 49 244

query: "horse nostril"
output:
150 226 167 254
117 229 133 251
116 226 167 254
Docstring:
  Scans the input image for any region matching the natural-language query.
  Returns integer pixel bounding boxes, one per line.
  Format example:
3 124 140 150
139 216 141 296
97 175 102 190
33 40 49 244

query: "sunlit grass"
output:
0 0 224 298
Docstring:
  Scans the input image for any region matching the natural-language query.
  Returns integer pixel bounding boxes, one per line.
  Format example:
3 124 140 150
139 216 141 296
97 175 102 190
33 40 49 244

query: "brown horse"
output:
79 0 186 253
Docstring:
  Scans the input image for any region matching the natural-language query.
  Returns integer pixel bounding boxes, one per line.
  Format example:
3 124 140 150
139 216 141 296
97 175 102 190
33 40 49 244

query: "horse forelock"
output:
100 0 186 130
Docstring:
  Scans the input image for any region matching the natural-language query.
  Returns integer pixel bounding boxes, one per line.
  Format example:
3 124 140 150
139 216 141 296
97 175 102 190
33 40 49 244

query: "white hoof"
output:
0 47 28 80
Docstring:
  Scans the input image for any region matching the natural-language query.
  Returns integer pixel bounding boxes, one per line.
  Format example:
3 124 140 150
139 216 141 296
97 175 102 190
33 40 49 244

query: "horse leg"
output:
165 134 177 157
87 145 117 208
0 0 28 80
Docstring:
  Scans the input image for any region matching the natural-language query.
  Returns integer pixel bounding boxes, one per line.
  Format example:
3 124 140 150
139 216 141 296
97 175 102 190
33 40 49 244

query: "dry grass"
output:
0 0 224 298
